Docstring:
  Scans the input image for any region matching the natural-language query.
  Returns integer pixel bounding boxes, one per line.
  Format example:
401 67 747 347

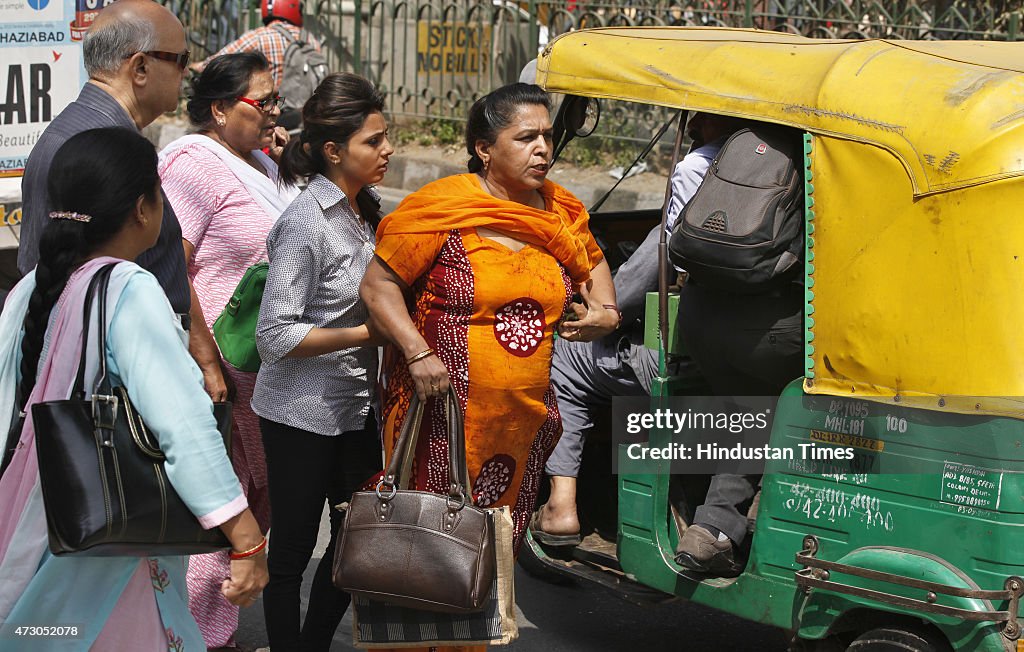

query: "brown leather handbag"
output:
332 388 496 613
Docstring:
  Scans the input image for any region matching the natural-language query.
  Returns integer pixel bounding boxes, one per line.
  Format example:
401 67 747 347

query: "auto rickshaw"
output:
523 27 1024 651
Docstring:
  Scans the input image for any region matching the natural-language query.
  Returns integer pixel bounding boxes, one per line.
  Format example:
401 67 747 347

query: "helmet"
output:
262 0 302 26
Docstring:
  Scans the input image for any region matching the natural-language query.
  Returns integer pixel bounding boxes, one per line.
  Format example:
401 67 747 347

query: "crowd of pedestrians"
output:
0 1 797 647
0 0 617 650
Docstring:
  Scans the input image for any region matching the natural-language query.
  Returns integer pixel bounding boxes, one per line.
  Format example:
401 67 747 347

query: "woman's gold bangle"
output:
406 348 436 365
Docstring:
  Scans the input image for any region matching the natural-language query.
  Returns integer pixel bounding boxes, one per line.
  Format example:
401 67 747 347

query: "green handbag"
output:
212 262 268 372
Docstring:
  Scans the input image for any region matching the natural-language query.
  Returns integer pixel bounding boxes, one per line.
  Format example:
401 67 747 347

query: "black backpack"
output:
668 125 804 293
271 23 329 114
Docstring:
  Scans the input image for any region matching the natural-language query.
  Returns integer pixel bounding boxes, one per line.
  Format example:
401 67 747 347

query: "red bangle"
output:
229 536 267 560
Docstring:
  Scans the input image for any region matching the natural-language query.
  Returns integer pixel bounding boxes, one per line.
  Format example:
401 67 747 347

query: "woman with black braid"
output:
0 127 267 649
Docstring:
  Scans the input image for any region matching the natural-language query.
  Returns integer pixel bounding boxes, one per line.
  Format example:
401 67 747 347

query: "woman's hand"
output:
222 553 269 607
558 285 620 342
218 510 269 607
408 352 450 401
268 126 289 163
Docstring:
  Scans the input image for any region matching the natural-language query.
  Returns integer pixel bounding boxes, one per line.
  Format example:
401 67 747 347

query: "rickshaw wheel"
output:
846 626 951 652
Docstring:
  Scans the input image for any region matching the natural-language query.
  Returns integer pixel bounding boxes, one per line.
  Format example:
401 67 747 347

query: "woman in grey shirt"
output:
251 73 393 652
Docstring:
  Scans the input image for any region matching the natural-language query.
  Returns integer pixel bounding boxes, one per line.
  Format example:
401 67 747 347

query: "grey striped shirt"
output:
18 83 190 313
252 174 379 436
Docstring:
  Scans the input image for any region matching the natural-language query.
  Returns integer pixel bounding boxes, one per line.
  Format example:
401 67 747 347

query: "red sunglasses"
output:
236 94 286 113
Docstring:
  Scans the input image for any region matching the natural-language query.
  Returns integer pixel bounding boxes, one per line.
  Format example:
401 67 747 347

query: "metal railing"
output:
168 0 1024 146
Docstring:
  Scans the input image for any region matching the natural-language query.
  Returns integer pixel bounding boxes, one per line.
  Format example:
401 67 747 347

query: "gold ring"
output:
430 382 439 391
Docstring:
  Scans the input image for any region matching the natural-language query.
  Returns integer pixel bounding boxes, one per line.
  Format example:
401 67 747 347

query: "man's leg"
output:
693 474 760 545
534 336 646 542
674 282 803 576
535 338 600 541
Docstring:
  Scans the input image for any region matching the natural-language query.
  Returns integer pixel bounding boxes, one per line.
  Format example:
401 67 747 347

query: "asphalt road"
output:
236 510 790 652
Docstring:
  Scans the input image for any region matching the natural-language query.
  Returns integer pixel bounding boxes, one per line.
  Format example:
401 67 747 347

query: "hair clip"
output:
49 211 92 223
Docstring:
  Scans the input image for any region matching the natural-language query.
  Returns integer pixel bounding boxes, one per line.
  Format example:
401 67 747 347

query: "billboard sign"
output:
0 0 112 179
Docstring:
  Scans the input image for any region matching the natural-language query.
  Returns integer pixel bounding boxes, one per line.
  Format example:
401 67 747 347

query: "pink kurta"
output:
160 141 283 647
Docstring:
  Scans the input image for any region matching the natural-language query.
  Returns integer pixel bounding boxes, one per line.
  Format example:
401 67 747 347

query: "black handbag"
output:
32 263 233 556
332 388 497 613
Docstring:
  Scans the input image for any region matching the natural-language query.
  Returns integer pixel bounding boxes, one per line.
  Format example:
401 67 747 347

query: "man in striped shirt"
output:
191 0 322 128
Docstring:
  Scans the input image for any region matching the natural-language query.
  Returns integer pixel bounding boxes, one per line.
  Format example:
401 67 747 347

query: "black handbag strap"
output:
71 263 118 400
65 262 217 462
3 264 115 477
381 387 471 503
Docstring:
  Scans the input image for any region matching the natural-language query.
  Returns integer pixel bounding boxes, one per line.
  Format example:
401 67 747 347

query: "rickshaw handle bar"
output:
795 538 1023 639
657 110 687 359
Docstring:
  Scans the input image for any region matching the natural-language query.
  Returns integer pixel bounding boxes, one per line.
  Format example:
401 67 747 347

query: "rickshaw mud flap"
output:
794 535 1024 640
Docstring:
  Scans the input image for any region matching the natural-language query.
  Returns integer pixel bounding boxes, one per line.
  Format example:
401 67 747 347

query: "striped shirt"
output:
201 21 322 88
18 83 191 313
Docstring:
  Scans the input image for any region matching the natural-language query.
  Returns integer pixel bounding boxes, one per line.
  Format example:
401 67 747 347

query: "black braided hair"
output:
18 128 158 408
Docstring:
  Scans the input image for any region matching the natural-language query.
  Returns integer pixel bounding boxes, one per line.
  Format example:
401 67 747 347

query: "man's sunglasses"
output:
236 94 286 113
143 49 191 70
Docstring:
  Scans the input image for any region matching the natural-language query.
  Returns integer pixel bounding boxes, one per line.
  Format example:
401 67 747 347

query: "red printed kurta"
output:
381 228 573 542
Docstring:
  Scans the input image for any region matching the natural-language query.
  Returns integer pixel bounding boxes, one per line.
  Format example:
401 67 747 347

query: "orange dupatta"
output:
375 173 601 284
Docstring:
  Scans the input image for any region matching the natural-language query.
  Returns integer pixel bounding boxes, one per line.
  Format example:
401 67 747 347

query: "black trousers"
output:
260 412 382 652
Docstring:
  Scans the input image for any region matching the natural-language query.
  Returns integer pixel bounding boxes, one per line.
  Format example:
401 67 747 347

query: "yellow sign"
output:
0 204 22 226
809 430 885 452
416 22 490 74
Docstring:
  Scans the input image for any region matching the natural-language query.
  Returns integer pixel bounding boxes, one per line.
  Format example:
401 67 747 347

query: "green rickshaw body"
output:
621 377 1023 650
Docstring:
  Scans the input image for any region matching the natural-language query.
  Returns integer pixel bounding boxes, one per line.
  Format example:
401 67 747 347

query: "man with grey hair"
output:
19 1 228 397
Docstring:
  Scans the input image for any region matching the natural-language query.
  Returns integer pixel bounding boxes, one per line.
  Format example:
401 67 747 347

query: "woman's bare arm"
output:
360 257 449 400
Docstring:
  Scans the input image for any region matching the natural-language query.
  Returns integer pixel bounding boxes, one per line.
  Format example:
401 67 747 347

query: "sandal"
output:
529 509 582 547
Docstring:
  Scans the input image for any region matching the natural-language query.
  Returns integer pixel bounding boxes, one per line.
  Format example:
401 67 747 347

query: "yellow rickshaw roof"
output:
536 27 1024 196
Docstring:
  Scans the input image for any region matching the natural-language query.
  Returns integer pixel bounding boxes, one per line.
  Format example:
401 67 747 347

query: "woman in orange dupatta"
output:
360 83 619 652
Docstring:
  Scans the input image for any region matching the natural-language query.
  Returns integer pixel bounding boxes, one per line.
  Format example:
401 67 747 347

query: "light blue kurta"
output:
0 265 245 650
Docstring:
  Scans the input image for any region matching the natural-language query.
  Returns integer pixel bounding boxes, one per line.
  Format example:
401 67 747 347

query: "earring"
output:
217 117 226 127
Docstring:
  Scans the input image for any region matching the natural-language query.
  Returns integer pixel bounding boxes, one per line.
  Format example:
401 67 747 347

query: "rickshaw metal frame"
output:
795 536 1024 640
